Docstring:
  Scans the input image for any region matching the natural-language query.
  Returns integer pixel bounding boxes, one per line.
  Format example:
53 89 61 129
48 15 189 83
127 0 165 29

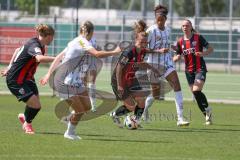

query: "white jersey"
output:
146 24 175 77
62 36 95 88
62 36 93 63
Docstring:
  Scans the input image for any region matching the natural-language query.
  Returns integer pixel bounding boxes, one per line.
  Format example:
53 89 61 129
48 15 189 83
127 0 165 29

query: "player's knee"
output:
70 112 83 125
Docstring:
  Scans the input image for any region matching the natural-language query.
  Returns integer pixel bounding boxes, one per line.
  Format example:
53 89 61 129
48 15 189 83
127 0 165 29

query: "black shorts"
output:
185 71 207 85
112 78 142 100
6 80 39 102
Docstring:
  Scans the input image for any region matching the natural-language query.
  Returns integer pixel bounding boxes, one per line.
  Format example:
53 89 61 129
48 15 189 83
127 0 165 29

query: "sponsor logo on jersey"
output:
182 48 196 56
79 40 85 48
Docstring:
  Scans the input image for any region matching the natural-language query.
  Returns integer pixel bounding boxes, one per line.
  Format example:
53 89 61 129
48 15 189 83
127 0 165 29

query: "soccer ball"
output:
124 115 139 130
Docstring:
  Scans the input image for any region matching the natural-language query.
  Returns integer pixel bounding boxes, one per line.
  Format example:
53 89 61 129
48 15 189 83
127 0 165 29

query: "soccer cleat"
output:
64 131 81 140
23 123 35 134
177 120 190 127
205 107 213 125
110 112 123 128
18 113 25 125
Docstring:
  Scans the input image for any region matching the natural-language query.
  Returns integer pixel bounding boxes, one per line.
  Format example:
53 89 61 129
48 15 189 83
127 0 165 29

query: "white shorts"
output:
146 52 175 79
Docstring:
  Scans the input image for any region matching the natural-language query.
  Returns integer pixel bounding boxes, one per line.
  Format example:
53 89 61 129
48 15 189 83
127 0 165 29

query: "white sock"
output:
66 121 77 135
88 83 96 110
144 94 154 112
174 91 184 121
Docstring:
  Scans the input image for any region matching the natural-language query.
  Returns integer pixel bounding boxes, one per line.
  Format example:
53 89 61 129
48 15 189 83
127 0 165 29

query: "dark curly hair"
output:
154 4 168 18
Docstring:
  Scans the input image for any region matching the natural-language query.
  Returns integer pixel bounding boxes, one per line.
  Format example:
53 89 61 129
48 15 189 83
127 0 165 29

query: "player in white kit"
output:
143 4 189 126
40 21 121 140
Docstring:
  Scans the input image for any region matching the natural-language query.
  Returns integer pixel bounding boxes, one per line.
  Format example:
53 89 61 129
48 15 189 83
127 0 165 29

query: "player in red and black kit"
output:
1 24 55 134
110 20 162 127
173 19 214 125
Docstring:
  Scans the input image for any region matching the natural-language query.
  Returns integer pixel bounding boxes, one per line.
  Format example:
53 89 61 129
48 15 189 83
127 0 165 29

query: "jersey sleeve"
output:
146 26 155 50
89 37 97 48
28 43 43 57
119 49 131 65
199 35 209 48
175 38 183 55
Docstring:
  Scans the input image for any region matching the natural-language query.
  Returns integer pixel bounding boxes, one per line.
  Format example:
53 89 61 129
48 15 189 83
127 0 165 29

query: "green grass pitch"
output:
0 95 240 160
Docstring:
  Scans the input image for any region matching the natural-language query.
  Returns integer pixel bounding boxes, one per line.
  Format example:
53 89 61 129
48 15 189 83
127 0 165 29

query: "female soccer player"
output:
110 20 162 128
1 24 55 134
173 19 214 125
40 21 121 140
143 4 189 126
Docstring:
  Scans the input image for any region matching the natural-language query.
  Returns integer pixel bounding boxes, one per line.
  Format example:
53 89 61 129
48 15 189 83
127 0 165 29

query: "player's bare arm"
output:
145 48 169 54
35 55 55 63
195 45 214 56
88 46 121 58
116 62 124 96
39 50 65 85
0 48 20 77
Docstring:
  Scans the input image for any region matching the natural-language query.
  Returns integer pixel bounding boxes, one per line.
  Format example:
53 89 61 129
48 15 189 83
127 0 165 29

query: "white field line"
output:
1 91 240 104
0 154 217 160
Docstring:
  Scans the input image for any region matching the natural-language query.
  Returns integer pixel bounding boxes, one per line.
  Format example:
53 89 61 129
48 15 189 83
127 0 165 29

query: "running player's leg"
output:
8 80 41 134
165 70 189 126
143 71 157 122
23 95 41 134
64 91 91 140
134 95 145 120
87 70 97 112
110 97 135 128
190 72 212 125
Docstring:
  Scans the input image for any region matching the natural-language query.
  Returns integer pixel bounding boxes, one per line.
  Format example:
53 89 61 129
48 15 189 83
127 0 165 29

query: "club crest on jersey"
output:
192 41 197 47
182 45 185 49
34 47 42 54
19 88 25 95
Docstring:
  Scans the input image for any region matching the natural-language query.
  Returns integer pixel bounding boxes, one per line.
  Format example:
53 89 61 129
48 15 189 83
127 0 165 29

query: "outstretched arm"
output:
39 50 65 85
145 48 169 54
88 46 121 58
35 55 55 63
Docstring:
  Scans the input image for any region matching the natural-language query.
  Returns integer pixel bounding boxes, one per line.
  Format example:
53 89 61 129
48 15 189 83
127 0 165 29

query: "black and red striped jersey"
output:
114 47 146 87
176 34 209 73
7 37 45 84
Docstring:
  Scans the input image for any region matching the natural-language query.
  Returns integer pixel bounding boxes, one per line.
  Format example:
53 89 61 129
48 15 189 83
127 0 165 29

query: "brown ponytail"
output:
133 19 147 40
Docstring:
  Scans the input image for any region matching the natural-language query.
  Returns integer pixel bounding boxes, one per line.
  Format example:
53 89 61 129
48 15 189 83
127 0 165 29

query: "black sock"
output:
193 91 209 115
24 106 41 123
115 105 131 117
134 105 144 120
